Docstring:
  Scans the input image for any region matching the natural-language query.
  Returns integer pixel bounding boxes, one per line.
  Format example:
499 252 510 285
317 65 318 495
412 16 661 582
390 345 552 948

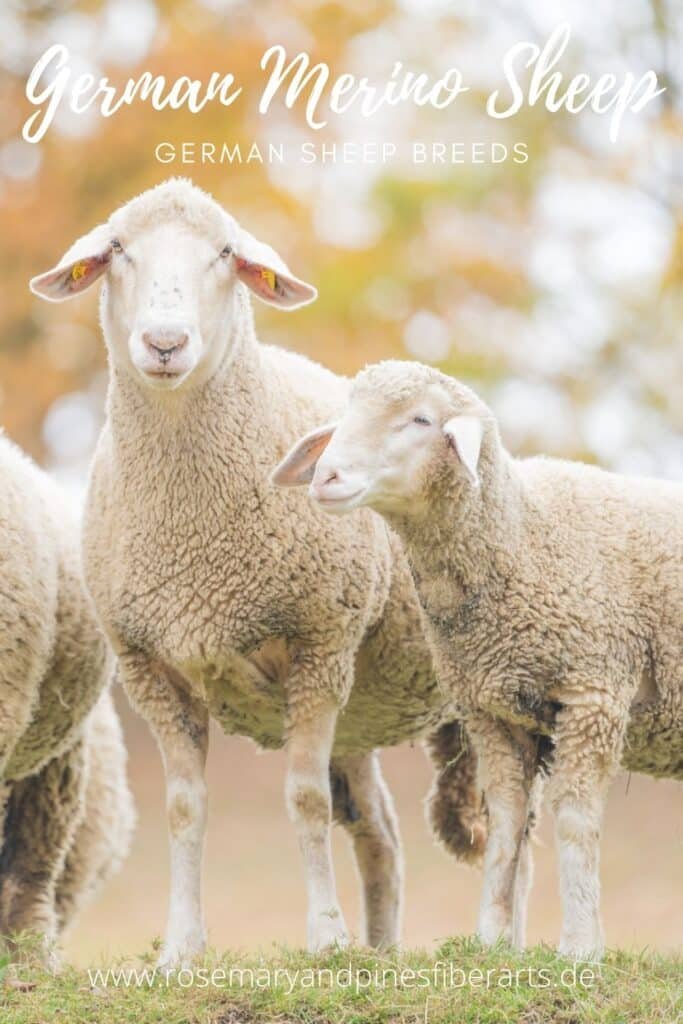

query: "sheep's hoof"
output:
157 930 207 972
477 922 513 947
557 935 604 961
307 908 349 953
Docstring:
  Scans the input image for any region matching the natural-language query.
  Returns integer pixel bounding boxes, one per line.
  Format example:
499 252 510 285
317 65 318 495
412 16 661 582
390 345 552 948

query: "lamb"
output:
0 434 135 960
29 179 485 966
274 358 682 957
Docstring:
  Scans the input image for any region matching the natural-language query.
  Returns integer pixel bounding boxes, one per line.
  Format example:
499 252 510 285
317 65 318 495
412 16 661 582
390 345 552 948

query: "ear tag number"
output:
261 268 277 291
71 261 88 282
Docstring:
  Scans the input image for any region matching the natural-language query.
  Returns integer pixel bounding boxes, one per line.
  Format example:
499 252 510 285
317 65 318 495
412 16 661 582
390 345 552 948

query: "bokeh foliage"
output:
0 0 680 478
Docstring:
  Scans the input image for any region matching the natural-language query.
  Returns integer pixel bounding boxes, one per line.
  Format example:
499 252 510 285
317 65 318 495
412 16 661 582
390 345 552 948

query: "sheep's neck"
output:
107 303 274 493
386 452 525 591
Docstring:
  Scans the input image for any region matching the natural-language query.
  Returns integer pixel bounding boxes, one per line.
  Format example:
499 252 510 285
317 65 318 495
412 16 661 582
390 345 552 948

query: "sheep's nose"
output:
310 466 341 496
310 465 360 505
142 329 189 363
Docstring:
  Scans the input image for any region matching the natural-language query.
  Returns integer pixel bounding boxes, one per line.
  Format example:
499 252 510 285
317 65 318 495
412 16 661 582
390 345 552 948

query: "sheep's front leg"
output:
468 715 536 947
547 702 624 958
121 656 209 968
285 660 349 953
162 747 208 968
331 751 403 950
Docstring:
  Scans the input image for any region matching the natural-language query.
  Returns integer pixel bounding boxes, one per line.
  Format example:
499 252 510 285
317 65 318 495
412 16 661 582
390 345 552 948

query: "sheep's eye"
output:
110 238 123 254
220 244 232 258
413 414 432 426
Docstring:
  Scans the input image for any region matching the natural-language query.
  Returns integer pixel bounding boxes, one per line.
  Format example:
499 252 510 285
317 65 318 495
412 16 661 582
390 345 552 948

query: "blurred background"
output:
0 0 681 962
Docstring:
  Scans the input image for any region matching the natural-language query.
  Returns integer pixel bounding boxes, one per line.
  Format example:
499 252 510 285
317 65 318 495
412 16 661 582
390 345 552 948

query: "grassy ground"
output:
1 938 681 1024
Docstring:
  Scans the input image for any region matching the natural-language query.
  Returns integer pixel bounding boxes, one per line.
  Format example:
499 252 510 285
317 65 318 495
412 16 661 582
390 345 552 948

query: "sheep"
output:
274 358 682 957
0 433 135 961
29 179 485 966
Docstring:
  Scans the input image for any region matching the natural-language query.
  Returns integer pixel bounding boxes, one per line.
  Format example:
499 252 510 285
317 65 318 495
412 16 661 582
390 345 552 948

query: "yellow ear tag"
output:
71 260 88 282
260 268 277 291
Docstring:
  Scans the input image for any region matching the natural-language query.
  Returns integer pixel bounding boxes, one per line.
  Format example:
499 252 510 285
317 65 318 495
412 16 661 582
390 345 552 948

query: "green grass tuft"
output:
1 938 681 1024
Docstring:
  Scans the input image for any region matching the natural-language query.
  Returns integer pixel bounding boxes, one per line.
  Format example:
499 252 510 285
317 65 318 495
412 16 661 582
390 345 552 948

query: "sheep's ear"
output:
234 228 317 310
271 422 337 487
30 225 112 302
443 415 483 486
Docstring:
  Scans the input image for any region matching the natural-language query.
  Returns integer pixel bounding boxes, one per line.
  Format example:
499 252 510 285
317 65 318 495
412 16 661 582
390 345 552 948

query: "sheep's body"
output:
39 179 487 963
86 341 450 753
83 309 481 956
0 435 134 947
405 454 683 780
296 359 682 956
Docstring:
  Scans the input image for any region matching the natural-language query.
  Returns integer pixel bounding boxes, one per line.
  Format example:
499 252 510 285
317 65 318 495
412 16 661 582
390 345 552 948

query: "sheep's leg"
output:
512 759 546 949
547 703 623 959
158 699 208 969
0 742 85 962
511 832 532 948
121 656 209 969
331 751 403 950
511 821 534 949
285 672 347 953
553 792 605 958
468 715 536 947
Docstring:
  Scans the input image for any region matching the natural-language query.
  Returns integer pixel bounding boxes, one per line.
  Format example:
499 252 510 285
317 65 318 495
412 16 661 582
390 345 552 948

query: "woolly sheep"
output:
30 179 485 966
0 434 134 960
274 359 683 957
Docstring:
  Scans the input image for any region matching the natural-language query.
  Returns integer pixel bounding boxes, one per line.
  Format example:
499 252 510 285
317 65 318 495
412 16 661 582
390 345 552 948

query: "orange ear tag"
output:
260 268 277 291
71 261 88 282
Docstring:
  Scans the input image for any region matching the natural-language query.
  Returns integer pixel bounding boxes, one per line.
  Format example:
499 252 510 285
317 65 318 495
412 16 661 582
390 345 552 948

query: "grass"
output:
0 937 681 1024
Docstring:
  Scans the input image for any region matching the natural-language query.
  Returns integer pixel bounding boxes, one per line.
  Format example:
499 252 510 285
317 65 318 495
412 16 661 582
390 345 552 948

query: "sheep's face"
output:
273 362 486 517
102 218 231 389
30 180 317 392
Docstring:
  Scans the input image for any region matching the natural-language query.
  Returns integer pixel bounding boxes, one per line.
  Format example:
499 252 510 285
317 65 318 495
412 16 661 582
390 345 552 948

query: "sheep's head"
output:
30 178 316 391
273 361 490 517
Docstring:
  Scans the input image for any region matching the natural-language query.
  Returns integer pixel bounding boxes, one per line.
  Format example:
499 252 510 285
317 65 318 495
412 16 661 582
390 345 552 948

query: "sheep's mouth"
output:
315 488 366 512
141 366 189 387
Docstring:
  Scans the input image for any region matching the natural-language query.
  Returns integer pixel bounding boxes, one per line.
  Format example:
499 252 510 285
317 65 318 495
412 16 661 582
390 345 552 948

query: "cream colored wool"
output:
279 359 682 958
30 180 485 966
0 435 134 954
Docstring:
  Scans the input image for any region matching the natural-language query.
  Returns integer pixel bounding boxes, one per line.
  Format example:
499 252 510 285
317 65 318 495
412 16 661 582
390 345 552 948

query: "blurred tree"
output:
0 0 680 480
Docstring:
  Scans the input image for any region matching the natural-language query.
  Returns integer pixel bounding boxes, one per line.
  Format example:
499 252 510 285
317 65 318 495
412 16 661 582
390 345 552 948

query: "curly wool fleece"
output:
0 435 134 949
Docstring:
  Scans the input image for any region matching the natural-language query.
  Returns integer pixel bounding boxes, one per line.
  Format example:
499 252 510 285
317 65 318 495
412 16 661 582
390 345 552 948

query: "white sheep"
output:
0 434 134 959
30 179 485 966
274 359 682 957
